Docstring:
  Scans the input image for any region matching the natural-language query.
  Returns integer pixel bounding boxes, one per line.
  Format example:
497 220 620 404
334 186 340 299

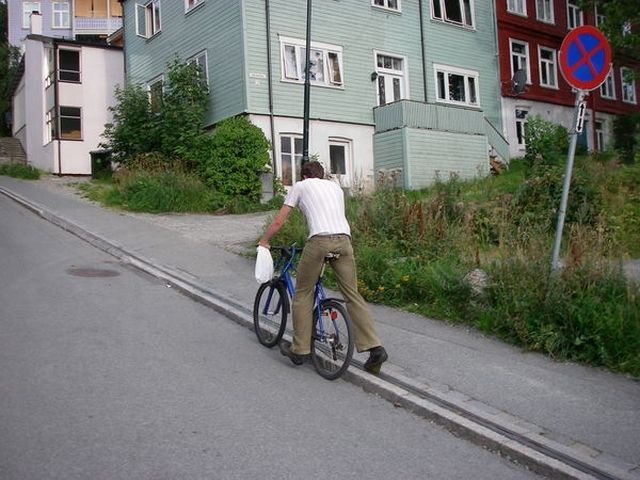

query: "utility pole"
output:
301 0 312 164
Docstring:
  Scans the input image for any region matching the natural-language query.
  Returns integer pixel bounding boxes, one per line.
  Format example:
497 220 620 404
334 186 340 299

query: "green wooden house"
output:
121 0 508 191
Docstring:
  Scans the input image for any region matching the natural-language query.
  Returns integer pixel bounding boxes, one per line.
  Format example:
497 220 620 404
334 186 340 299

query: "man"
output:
258 161 388 374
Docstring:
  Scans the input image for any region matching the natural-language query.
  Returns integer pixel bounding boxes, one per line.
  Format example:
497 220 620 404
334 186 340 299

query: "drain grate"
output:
66 267 120 278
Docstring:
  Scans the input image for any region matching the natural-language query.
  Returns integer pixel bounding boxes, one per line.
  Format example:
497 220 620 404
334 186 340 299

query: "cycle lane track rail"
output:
1 184 638 480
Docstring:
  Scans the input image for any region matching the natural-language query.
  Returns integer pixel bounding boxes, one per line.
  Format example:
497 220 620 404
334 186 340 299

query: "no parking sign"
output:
559 25 612 91
551 26 612 271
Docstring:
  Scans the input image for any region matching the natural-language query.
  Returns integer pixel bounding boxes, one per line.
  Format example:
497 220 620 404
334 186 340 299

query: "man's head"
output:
301 161 324 179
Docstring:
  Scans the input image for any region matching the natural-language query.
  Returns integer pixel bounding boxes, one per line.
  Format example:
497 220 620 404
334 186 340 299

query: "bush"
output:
523 116 569 168
196 116 270 201
613 112 640 164
0 163 41 179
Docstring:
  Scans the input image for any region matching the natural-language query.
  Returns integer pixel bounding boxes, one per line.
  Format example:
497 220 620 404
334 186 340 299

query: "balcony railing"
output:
374 99 510 161
74 16 122 33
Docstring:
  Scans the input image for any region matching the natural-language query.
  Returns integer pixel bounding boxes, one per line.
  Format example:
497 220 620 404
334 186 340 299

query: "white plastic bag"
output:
255 246 274 284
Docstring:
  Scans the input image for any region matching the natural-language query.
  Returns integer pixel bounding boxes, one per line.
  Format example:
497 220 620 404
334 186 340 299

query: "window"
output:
52 2 70 28
58 49 80 82
536 0 554 23
594 5 605 26
185 0 203 12
515 109 528 147
280 37 343 88
510 39 530 83
595 120 605 151
372 0 400 11
567 0 582 29
507 0 526 15
622 20 632 36
45 108 56 144
147 76 163 112
375 52 407 106
431 0 474 27
621 67 637 104
188 50 209 84
22 2 40 28
280 135 303 186
59 106 81 140
600 70 615 99
434 64 480 107
538 46 557 88
45 47 55 87
136 0 161 38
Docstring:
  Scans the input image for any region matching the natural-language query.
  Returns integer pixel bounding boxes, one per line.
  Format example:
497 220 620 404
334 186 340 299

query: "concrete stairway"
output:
0 137 27 165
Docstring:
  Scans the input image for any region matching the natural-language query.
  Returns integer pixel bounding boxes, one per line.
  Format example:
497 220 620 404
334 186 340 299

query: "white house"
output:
11 13 123 174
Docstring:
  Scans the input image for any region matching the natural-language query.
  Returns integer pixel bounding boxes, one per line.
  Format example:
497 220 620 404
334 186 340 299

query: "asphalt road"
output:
0 195 540 480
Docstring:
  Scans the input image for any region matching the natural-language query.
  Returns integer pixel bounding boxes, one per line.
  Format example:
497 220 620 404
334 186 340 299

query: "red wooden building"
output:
495 0 639 158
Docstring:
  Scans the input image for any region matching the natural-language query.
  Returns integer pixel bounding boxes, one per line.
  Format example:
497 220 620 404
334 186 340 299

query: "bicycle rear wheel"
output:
310 299 354 380
253 281 288 348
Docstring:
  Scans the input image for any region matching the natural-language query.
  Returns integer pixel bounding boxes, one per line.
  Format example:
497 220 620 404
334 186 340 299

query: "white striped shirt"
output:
284 178 351 238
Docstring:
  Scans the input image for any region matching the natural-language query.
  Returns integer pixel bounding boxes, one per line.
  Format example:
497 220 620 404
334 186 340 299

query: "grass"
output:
268 157 640 377
0 163 41 179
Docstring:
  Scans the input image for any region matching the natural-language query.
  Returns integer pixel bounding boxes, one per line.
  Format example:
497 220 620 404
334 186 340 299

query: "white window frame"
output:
507 0 526 16
431 0 475 28
510 39 531 84
371 0 401 12
567 0 583 29
621 67 637 104
595 120 605 151
45 107 55 144
59 106 82 140
279 134 303 186
434 63 480 108
136 0 161 38
538 46 558 88
147 75 164 112
594 5 605 27
600 70 615 99
22 2 41 28
536 0 554 23
184 0 203 13
328 138 353 186
58 48 81 83
374 51 408 106
515 108 529 148
280 36 343 89
52 2 70 28
188 50 209 85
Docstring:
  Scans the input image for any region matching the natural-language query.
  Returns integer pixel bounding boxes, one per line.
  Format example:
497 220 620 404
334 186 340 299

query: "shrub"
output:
613 112 640 164
0 163 41 179
196 116 270 201
523 116 569 168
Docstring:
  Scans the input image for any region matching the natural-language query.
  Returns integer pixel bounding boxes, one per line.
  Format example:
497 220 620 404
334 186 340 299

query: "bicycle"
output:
253 244 354 380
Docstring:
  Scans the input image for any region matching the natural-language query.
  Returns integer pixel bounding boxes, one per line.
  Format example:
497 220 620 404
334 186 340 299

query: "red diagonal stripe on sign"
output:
568 35 604 78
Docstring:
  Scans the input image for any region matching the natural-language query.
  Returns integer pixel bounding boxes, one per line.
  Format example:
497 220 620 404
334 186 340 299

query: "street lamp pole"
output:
301 0 312 164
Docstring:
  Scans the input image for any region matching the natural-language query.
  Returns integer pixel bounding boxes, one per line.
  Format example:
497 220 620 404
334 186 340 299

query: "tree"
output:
580 0 640 62
0 2 21 136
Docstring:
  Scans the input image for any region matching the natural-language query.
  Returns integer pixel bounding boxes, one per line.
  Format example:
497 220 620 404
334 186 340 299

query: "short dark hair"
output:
301 161 324 179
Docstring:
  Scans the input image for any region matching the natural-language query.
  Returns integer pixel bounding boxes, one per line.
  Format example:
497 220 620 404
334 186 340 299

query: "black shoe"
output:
279 341 310 366
364 346 388 374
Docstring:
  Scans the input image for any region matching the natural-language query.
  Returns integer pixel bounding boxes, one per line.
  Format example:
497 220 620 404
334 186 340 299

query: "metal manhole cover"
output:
66 267 120 278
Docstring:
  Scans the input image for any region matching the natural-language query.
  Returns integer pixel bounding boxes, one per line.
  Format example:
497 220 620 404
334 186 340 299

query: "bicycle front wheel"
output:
311 300 354 380
253 281 288 348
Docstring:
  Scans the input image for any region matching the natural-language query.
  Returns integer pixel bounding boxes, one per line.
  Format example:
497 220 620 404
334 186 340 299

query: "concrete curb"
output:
2 184 638 480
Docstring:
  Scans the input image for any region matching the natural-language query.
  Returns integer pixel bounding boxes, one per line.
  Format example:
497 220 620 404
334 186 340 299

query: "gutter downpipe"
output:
418 0 427 102
265 0 277 177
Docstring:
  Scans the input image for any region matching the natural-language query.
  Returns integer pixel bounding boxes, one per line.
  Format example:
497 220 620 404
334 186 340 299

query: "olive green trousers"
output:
290 234 382 355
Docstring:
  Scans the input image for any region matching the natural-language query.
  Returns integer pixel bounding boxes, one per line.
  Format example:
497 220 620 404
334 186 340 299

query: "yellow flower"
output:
377 285 385 292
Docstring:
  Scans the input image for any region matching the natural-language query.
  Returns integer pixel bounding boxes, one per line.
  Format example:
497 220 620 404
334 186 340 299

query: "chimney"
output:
30 11 42 35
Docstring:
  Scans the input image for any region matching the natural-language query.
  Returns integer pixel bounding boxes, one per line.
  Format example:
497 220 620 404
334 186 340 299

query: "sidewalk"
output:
1 175 639 480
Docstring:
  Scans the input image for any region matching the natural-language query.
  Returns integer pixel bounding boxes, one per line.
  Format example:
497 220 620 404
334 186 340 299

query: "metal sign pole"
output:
550 89 586 271
301 0 312 165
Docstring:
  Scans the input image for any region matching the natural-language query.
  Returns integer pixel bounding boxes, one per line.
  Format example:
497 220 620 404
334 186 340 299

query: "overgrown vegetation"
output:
0 163 40 179
95 58 275 213
269 117 640 377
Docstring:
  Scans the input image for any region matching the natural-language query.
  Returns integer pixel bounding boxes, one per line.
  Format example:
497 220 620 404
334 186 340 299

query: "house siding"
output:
8 2 73 48
373 129 406 187
121 0 246 125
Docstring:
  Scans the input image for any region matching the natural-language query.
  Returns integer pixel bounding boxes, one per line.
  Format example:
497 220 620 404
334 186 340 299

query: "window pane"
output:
328 52 342 85
463 0 472 25
282 153 292 186
283 45 298 80
444 0 463 23
330 145 346 175
378 75 386 105
432 0 442 18
393 78 401 102
449 73 465 102
437 72 446 100
307 49 324 82
60 107 81 140
294 137 303 155
388 0 398 8
468 77 477 104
